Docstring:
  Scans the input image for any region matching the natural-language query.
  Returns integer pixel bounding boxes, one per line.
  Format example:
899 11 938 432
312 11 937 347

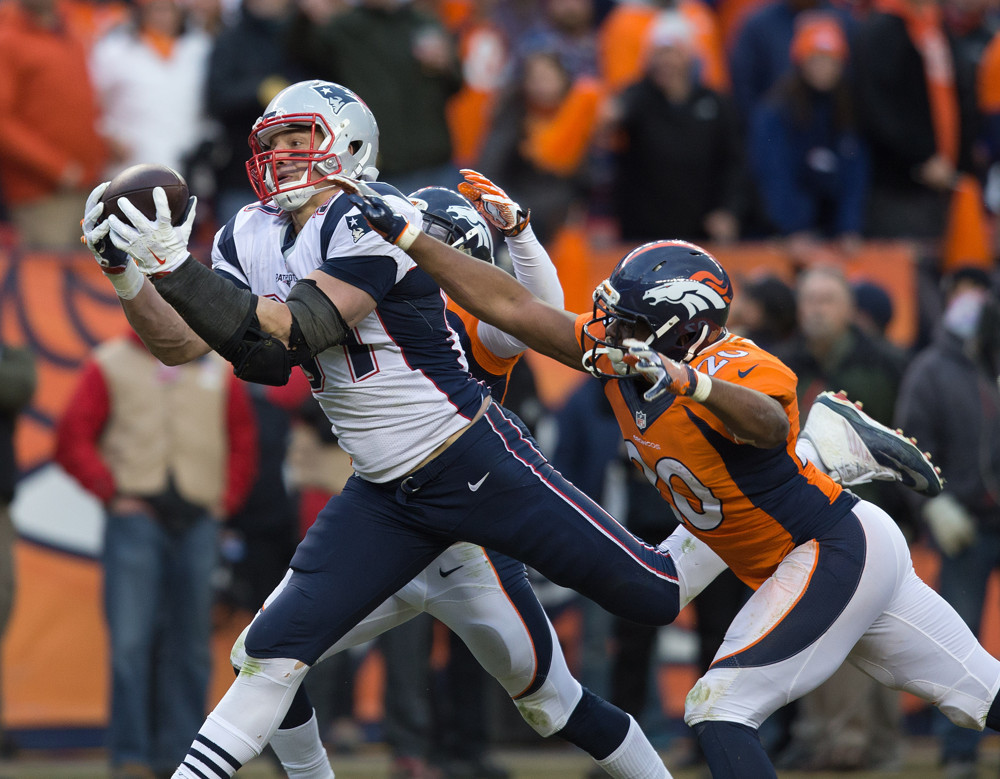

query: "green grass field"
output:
2 736 998 778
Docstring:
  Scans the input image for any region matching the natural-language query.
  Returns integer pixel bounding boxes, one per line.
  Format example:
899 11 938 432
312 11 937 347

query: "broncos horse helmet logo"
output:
642 280 729 318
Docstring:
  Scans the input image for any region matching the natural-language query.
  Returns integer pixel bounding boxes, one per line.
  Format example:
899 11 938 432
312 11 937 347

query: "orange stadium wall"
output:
0 243 983 735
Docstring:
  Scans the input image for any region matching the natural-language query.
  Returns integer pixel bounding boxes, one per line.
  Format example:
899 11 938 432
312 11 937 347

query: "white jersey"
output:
211 185 487 482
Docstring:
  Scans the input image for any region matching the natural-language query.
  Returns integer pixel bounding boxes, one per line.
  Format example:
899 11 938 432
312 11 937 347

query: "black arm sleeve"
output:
152 258 292 385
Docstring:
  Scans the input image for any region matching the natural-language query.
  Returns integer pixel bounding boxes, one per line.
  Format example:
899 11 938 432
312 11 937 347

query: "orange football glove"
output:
457 169 531 236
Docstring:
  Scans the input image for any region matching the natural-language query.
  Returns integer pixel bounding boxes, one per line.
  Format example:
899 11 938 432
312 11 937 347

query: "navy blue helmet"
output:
408 186 495 263
582 240 733 374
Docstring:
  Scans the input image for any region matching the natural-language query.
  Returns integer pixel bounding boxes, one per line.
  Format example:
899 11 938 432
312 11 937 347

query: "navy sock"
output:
234 662 313 730
986 690 1000 731
279 685 315 730
554 687 630 761
692 720 776 778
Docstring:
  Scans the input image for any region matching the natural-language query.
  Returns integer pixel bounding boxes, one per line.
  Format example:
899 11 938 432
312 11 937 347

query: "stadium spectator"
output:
443 0 512 169
89 0 213 181
895 267 1000 779
513 0 601 78
748 15 869 253
727 274 798 351
293 0 463 195
204 0 311 223
979 32 1000 250
0 338 36 757
853 0 978 242
610 12 746 244
598 0 729 94
54 332 257 779
851 280 895 339
478 50 604 244
773 266 909 771
728 0 854 121
0 0 106 249
943 0 997 77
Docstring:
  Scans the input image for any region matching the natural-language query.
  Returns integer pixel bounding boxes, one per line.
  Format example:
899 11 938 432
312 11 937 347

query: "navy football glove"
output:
330 175 421 249
622 339 712 402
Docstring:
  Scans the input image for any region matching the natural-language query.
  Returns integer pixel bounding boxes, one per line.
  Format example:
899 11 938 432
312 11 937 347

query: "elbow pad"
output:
286 279 349 361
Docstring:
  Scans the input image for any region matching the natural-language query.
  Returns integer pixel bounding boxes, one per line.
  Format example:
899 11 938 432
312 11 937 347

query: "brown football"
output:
100 163 190 226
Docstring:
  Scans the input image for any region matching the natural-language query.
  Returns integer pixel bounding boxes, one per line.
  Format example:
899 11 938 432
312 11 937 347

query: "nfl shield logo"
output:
635 410 647 430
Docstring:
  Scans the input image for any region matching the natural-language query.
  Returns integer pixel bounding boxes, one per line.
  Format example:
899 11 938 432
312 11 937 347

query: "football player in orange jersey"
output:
341 181 1000 778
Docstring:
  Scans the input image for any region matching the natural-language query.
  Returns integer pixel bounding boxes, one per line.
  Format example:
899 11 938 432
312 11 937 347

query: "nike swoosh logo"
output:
439 565 464 578
737 365 758 378
151 249 165 265
468 472 490 492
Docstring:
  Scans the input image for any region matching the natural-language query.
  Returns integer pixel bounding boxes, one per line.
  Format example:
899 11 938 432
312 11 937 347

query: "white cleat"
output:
801 390 944 496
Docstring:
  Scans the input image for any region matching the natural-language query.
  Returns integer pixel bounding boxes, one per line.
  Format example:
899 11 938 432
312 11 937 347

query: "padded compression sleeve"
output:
285 279 349 358
151 257 257 360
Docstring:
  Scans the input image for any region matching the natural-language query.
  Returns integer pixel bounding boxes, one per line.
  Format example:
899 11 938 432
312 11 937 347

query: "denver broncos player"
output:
339 184 1000 779
82 80 728 779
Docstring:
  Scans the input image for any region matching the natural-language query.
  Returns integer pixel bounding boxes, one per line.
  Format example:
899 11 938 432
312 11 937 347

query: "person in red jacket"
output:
55 331 256 779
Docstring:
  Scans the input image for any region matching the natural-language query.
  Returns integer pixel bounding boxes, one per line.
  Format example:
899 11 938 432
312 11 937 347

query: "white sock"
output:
172 656 309 778
595 715 671 778
270 710 335 779
173 712 261 778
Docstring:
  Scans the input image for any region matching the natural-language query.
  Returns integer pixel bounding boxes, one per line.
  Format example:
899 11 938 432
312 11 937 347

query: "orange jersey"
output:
448 301 520 403
575 317 856 589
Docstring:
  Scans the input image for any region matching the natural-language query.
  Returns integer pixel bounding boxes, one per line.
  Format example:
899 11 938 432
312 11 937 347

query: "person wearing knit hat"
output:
748 10 869 253
790 13 848 66
612 8 747 244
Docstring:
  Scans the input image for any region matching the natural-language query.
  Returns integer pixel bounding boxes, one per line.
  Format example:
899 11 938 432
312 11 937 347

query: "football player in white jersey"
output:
83 80 727 779
225 177 678 779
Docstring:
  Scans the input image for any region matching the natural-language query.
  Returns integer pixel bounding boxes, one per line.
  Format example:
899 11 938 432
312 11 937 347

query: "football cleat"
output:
801 390 944 496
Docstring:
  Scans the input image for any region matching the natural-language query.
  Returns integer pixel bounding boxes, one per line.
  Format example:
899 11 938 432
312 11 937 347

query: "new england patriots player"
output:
338 184 1000 779
224 178 676 778
83 80 726 779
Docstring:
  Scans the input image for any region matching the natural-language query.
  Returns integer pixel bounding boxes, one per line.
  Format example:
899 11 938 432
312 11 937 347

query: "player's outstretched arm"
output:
336 176 584 371
81 183 211 365
457 169 563 359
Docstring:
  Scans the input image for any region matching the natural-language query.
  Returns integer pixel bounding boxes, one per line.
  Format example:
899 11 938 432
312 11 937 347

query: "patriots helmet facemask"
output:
247 80 380 212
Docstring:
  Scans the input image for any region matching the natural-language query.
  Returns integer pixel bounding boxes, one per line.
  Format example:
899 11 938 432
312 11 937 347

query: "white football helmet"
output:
246 80 380 211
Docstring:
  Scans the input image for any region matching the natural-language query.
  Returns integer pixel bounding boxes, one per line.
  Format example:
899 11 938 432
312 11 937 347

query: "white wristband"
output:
691 371 712 403
395 221 422 252
106 261 144 300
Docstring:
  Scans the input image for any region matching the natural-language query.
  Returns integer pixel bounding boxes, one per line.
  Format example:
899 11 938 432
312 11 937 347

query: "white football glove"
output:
108 186 197 276
457 169 531 236
923 493 976 558
81 182 144 299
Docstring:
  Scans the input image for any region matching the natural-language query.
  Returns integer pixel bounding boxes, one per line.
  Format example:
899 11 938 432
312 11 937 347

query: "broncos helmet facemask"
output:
247 80 380 212
581 240 733 377
408 186 495 263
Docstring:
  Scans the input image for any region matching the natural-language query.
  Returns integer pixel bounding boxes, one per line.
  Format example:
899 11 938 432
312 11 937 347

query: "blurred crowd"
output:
3 0 1000 777
0 0 998 263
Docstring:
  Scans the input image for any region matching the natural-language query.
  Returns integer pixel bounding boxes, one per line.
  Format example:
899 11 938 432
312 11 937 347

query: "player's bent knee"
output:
684 671 761 730
513 675 584 737
230 624 252 670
